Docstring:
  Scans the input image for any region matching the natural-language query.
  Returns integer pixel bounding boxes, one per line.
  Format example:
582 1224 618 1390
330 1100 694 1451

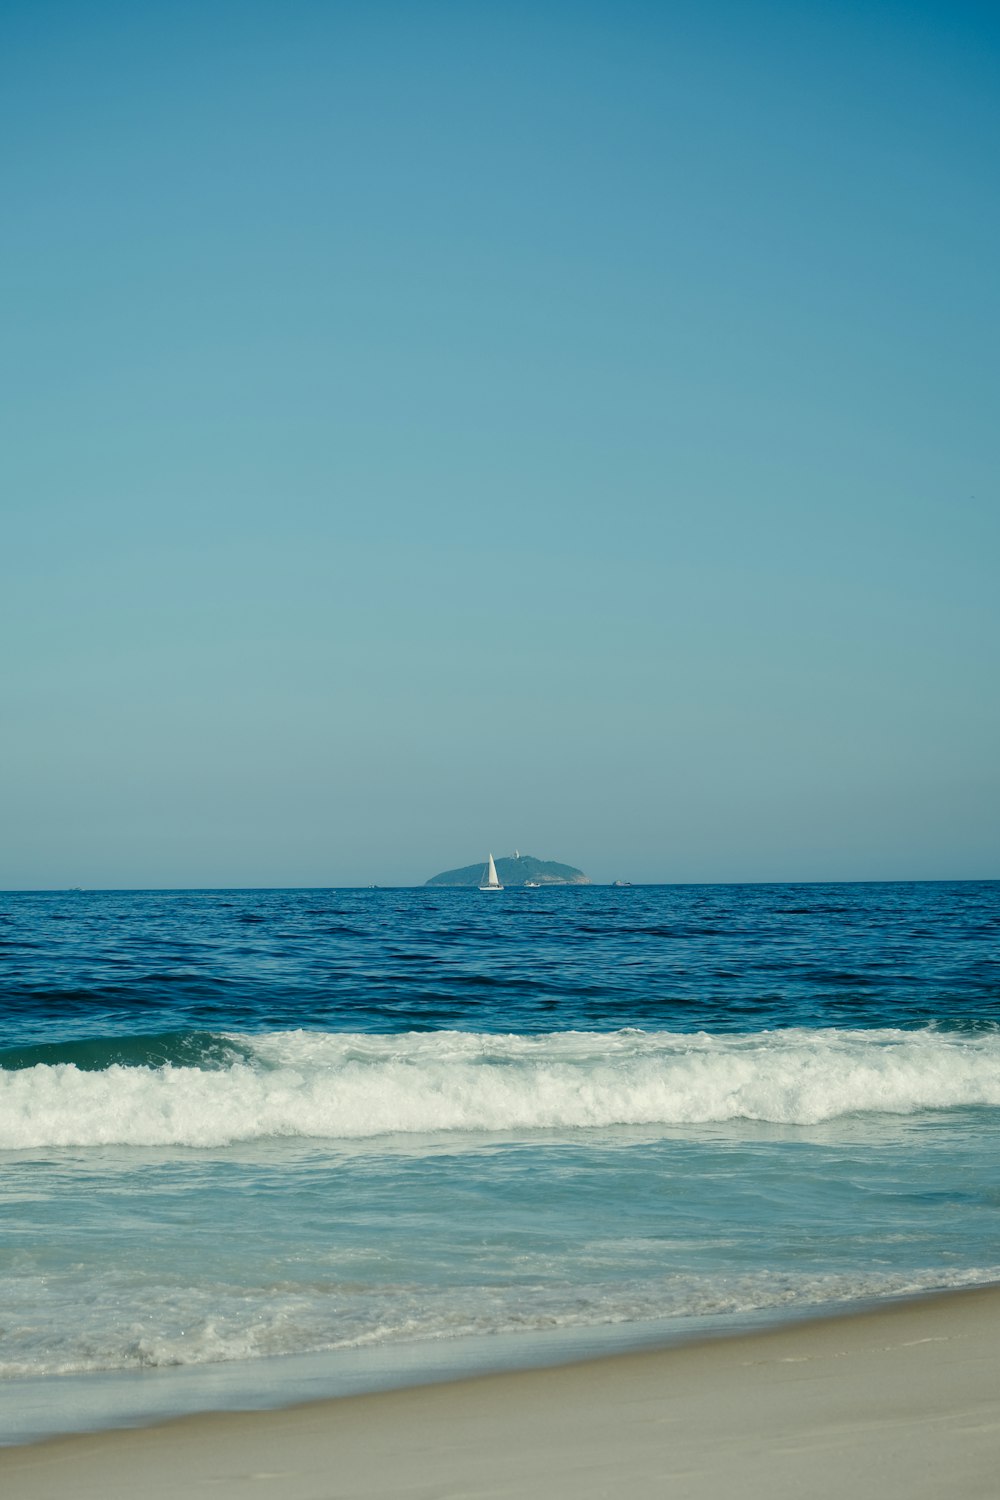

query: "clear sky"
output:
3 0 998 888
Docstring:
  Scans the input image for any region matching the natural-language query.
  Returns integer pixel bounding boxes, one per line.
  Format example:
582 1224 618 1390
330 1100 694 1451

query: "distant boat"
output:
479 853 503 891
611 880 632 887
524 880 540 888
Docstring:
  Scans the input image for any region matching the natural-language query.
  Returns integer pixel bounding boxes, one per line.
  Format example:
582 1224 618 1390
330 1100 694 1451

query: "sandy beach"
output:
3 1285 998 1500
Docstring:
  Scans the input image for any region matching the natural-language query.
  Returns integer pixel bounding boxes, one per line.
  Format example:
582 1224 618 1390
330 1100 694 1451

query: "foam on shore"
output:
2 1284 998 1499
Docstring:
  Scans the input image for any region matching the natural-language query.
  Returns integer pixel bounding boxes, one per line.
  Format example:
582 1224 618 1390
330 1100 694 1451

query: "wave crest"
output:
2 1027 999 1148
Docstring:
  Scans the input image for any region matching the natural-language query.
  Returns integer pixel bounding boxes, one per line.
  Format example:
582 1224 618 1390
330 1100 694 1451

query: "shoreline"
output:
3 1283 998 1498
1 1293 910 1448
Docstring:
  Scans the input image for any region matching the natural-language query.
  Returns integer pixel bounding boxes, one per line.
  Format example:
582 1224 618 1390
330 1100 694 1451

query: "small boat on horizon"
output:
479 853 503 891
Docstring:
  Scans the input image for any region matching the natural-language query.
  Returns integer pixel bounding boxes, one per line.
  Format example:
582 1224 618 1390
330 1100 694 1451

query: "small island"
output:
425 853 590 887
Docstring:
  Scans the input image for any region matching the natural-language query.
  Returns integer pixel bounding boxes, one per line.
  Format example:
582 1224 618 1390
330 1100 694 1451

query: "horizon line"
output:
2 876 997 895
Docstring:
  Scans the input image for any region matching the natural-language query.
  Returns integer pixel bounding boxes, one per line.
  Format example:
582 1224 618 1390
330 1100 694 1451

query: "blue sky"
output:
3 0 998 887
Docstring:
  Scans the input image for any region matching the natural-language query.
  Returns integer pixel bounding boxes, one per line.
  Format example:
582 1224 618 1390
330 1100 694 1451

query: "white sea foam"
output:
3 1263 999 1378
2 1027 999 1149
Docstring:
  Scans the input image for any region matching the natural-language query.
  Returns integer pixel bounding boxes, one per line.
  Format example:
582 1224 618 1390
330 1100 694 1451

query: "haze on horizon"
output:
3 0 998 891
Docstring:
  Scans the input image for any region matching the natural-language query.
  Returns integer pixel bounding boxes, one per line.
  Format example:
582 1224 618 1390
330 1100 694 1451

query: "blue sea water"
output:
1 881 999 1441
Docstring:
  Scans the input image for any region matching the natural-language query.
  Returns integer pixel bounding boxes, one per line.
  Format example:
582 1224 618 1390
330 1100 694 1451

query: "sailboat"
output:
479 853 503 891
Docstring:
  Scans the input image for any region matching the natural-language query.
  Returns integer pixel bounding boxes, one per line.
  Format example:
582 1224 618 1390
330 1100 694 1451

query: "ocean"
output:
1 880 998 1443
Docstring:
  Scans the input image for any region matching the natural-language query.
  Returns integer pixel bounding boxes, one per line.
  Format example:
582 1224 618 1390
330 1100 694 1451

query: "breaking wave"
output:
2 1026 999 1149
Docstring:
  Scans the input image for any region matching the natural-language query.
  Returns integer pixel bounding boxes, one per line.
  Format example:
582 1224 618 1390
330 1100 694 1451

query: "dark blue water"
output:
2 882 997 1053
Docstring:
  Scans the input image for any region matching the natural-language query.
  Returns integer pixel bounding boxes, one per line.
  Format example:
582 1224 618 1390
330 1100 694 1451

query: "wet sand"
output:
2 1285 998 1499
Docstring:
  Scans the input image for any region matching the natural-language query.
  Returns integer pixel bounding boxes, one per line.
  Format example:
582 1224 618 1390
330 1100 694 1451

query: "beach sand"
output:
2 1285 998 1499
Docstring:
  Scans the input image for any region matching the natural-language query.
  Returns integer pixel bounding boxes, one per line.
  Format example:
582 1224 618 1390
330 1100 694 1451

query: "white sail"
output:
480 853 503 890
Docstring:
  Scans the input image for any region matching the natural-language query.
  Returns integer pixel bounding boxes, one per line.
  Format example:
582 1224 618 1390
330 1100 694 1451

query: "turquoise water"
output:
1 883 998 1439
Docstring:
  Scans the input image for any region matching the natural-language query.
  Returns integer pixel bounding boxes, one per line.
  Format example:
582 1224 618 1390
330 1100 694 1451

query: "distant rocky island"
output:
425 853 590 887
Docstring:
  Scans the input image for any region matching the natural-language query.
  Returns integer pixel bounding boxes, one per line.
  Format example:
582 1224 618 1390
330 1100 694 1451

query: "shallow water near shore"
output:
1 881 998 1440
